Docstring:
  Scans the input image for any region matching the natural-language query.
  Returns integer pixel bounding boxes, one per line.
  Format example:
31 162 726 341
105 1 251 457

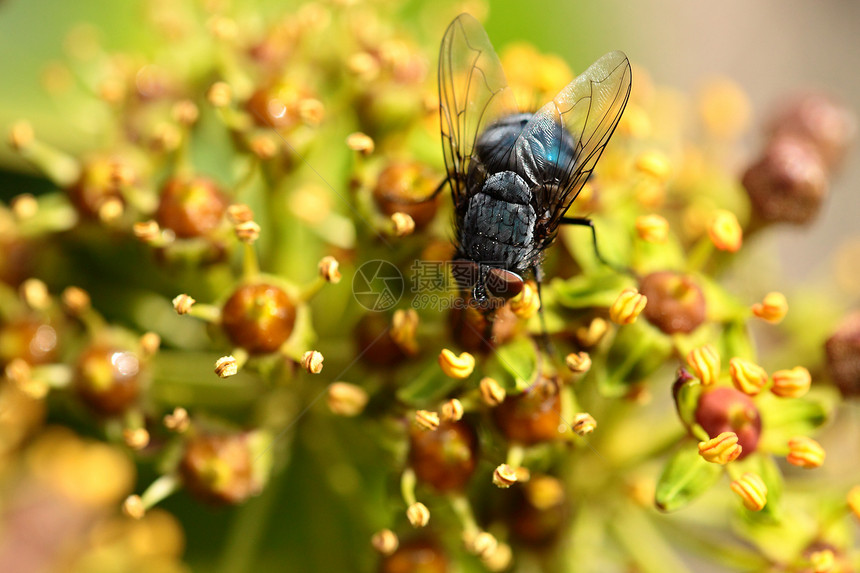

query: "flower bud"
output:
825 311 860 397
742 135 828 226
409 420 477 492
766 92 856 170
438 348 475 379
770 366 811 398
635 214 670 243
221 283 296 354
686 344 720 386
156 176 228 239
373 161 439 229
493 384 562 445
380 538 448 573
327 382 368 417
751 291 788 323
730 472 768 511
786 436 825 469
406 502 430 528
698 78 751 139
729 357 768 396
696 387 761 460
508 474 568 547
75 344 141 416
180 431 266 505
698 431 742 464
638 271 706 334
609 287 647 325
708 210 743 252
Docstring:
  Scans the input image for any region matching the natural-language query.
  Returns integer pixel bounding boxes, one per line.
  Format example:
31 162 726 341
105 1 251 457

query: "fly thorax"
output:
460 171 537 270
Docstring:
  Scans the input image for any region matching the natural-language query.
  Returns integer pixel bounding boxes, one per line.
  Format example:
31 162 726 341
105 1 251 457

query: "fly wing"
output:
438 13 519 214
513 51 631 228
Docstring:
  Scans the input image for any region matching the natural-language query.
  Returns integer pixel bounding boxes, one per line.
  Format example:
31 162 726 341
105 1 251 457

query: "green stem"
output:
217 474 282 573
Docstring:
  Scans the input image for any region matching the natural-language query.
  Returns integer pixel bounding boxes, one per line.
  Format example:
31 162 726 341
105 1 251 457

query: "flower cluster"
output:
1 1 858 572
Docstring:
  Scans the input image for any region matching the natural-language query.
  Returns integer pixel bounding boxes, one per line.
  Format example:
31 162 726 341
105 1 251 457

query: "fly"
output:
436 14 632 320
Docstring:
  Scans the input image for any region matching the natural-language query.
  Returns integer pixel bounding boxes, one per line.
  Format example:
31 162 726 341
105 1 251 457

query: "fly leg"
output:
531 264 555 356
558 216 629 274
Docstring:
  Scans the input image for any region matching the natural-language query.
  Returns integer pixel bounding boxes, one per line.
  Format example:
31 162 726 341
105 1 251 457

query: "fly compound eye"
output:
450 259 481 293
485 268 524 300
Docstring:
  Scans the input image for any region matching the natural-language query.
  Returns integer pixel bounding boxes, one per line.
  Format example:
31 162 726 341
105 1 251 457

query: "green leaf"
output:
601 321 673 397
493 335 539 391
757 389 835 452
553 272 635 310
396 363 461 405
655 444 723 512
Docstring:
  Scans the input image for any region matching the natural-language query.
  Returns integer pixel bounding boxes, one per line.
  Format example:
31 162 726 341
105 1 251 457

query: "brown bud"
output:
156 176 228 239
221 283 296 354
826 311 860 397
409 420 478 492
638 271 706 334
179 432 260 505
695 386 761 460
766 92 856 170
742 135 829 226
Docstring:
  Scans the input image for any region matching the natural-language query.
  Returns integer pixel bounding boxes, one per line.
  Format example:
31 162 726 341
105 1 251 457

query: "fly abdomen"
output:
459 171 537 270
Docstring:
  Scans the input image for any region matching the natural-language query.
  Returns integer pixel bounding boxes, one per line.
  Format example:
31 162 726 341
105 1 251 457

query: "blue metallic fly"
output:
437 14 632 313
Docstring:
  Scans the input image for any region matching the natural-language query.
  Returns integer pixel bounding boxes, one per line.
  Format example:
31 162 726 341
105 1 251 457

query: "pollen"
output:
786 436 825 469
708 210 743 253
770 366 812 398
438 348 475 379
729 357 768 396
635 150 672 182
686 344 721 386
510 281 540 319
635 214 670 243
730 472 768 511
698 431 742 464
752 291 788 323
609 287 647 325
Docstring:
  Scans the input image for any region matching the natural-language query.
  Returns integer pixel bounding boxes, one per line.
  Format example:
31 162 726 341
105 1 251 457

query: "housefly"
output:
437 14 631 315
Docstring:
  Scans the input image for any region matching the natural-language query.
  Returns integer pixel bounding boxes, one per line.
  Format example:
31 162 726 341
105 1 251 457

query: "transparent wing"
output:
513 51 631 228
438 13 518 211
